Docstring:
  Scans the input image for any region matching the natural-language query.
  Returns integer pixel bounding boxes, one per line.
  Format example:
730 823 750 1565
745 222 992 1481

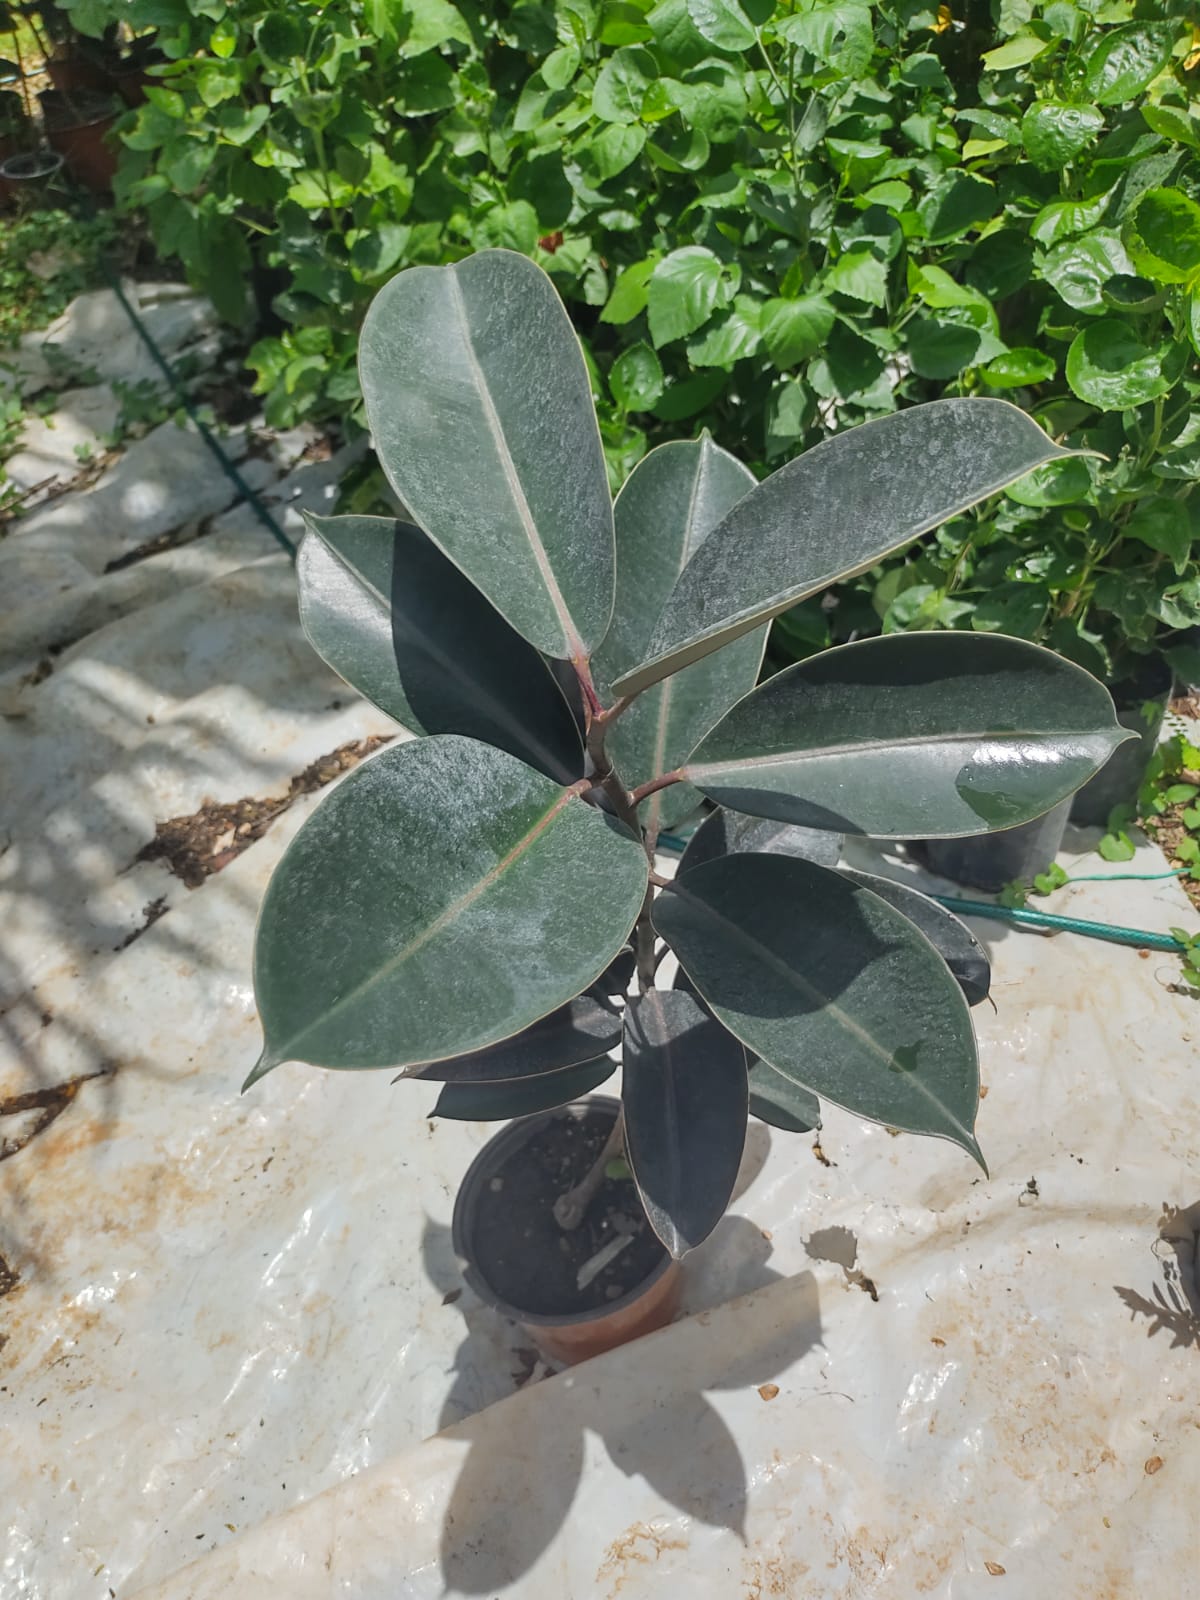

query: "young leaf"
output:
654 855 984 1165
677 807 842 873
622 990 749 1257
612 400 1081 696
250 737 647 1080
430 1057 617 1120
591 437 765 833
299 516 584 783
359 250 614 662
411 992 621 1082
838 869 991 1006
681 633 1133 837
1082 22 1178 107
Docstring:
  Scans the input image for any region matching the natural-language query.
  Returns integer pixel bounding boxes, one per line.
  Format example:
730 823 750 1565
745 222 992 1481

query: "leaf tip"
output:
242 1048 281 1094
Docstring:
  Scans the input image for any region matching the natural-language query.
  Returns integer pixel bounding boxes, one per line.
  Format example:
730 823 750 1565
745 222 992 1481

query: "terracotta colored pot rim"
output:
451 1094 675 1332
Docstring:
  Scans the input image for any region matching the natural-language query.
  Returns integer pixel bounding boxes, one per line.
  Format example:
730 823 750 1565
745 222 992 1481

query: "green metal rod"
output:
929 896 1185 953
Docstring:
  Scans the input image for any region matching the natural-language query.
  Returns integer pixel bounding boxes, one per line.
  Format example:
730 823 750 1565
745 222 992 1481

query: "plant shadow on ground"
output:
1114 1200 1200 1353
420 1122 824 1594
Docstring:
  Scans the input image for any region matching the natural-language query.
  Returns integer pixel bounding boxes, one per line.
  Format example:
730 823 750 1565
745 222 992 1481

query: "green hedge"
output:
67 0 1200 679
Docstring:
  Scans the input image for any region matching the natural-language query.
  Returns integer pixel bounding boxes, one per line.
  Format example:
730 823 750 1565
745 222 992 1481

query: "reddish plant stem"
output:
630 769 686 806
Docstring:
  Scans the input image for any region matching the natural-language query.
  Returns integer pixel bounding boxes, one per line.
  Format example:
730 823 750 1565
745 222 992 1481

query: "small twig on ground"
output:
576 1232 633 1292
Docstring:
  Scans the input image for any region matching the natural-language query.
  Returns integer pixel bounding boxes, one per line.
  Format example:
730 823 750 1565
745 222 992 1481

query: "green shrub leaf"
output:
1065 319 1182 409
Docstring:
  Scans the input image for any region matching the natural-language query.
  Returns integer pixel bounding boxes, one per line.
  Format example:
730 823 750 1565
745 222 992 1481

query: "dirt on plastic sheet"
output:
135 734 391 888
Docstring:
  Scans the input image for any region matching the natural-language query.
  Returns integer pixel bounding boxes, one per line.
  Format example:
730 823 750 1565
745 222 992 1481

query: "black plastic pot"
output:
909 799 1072 894
451 1095 681 1366
1069 657 1173 827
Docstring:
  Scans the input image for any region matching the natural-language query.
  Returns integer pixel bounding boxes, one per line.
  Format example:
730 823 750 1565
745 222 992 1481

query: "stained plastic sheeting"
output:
3 535 1199 1595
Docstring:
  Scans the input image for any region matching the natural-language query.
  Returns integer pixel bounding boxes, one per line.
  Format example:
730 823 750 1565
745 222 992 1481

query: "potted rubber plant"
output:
245 250 1131 1364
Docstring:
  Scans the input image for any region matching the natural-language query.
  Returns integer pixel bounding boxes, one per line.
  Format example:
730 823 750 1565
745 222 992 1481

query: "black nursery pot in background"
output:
909 799 1072 894
1068 657 1174 827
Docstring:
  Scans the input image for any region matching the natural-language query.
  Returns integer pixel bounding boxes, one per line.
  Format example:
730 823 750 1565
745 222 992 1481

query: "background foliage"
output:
66 0 1200 681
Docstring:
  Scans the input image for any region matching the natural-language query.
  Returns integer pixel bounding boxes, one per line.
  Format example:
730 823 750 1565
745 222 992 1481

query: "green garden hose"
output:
657 831 1192 952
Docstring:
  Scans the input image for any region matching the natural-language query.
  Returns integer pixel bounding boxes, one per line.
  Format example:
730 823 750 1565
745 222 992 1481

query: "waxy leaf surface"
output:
251 737 647 1078
683 634 1131 838
613 400 1079 695
654 854 983 1163
360 249 614 661
300 514 583 782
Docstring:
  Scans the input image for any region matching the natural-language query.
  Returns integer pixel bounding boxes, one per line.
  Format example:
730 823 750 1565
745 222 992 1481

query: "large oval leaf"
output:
592 436 765 833
429 1057 617 1121
299 515 584 783
359 249 614 662
682 633 1132 838
653 854 983 1163
411 992 621 1083
249 737 647 1080
622 989 748 1258
612 399 1080 695
677 806 842 874
838 869 990 1006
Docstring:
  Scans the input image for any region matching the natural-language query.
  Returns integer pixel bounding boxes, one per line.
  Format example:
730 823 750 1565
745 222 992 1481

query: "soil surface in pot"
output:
472 1108 666 1317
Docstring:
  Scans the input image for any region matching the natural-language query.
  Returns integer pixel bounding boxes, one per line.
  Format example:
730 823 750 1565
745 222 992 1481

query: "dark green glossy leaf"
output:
1082 23 1177 107
249 737 647 1080
681 633 1132 838
1021 102 1104 170
1040 230 1133 312
613 401 1081 697
1005 456 1091 507
1065 319 1183 410
359 250 614 662
412 991 620 1083
654 854 983 1162
1125 497 1192 575
748 1060 821 1133
592 437 765 833
298 515 584 783
429 1057 617 1121
678 807 842 874
838 869 991 1006
622 989 748 1257
1122 188 1200 287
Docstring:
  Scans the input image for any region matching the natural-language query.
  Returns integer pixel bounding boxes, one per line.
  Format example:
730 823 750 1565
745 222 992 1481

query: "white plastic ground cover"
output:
2 289 1198 1594
124 829 1200 1600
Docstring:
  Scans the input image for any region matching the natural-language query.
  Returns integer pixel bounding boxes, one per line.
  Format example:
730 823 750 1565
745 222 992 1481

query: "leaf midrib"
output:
686 724 1114 779
275 786 580 1062
658 878 978 1149
447 271 586 664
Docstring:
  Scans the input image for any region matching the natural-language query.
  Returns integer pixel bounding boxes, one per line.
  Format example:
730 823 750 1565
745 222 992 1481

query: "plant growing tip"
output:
247 249 1129 1277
